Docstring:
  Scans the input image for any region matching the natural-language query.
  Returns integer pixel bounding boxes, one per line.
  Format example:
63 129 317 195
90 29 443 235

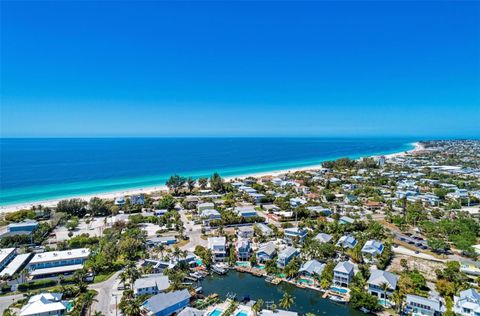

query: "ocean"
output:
0 138 414 206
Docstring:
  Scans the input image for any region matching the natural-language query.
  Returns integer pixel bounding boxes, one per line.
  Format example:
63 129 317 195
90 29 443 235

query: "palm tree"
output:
156 244 165 260
252 299 264 314
92 311 105 316
81 291 98 316
172 246 182 262
379 282 390 306
120 271 129 288
186 177 196 193
279 293 294 310
123 297 142 316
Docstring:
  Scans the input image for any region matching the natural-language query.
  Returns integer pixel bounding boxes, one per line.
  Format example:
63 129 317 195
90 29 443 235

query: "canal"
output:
200 271 366 316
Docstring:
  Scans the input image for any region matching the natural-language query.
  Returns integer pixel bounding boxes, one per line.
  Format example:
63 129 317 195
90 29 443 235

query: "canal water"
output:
201 271 365 316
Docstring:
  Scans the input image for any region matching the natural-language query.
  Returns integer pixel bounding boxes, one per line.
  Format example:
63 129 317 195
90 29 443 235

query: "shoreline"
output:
0 142 422 213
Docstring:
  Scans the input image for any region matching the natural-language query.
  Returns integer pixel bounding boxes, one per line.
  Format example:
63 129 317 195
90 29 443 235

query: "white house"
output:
454 288 480 316
207 237 227 262
20 293 66 316
134 274 170 296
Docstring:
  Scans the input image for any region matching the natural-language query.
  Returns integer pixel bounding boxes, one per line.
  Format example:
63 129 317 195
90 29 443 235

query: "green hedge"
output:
18 279 57 291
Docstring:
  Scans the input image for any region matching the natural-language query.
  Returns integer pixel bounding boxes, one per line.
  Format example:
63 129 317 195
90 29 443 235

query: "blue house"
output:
256 242 276 262
276 247 299 269
8 220 39 234
284 227 308 244
143 289 191 316
235 206 257 218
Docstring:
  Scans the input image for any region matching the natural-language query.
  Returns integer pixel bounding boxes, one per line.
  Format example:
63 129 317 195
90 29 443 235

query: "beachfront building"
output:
234 206 257 218
7 220 39 234
20 293 67 316
361 240 384 258
298 259 325 278
276 247 299 269
453 288 480 316
314 233 333 244
142 289 191 316
367 269 399 299
404 294 445 316
27 248 90 279
236 238 251 261
207 237 227 262
256 242 276 262
336 235 358 249
0 248 17 272
134 274 170 296
333 261 354 287
114 196 126 206
130 194 145 205
283 227 308 245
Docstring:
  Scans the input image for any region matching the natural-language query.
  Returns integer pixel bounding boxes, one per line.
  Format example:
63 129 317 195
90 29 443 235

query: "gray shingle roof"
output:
143 289 191 314
367 269 399 289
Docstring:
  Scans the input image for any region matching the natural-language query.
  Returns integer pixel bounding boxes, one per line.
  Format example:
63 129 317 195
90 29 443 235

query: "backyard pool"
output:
331 287 349 294
209 309 223 316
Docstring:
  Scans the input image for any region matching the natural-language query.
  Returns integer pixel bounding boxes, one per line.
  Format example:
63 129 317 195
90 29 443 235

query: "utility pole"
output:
112 294 118 316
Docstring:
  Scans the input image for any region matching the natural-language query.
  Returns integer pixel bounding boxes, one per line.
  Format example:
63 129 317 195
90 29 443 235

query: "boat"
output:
212 265 227 275
360 307 371 314
328 295 347 304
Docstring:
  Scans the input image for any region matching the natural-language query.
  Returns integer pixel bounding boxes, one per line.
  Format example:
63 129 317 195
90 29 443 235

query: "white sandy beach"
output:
0 142 423 214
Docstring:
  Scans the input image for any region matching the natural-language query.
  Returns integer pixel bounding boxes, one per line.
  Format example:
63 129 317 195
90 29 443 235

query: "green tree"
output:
278 292 294 310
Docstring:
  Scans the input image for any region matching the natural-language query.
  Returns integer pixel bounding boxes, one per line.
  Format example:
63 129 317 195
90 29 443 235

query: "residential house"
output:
276 247 299 269
235 206 257 218
333 261 354 287
254 223 273 237
361 240 384 258
197 202 215 212
249 193 266 204
367 269 399 298
236 238 251 261
256 242 276 262
237 226 254 239
298 260 325 278
200 209 221 225
207 237 227 262
306 206 332 216
314 233 333 244
339 216 355 225
290 198 307 208
336 235 358 249
177 307 204 316
134 274 170 296
454 288 480 316
20 293 66 316
404 294 445 316
142 289 191 316
284 227 308 244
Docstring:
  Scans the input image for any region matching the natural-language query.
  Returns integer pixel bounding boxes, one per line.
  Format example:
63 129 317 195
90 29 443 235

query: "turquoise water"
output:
0 138 414 205
209 309 223 316
235 311 249 316
331 287 349 294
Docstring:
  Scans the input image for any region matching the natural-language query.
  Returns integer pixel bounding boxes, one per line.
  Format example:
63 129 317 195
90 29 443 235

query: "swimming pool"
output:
299 278 313 285
236 261 250 267
378 299 391 307
330 287 348 294
209 309 223 316
235 311 249 316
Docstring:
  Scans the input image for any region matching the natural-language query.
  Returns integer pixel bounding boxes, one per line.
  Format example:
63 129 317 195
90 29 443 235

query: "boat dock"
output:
234 266 267 276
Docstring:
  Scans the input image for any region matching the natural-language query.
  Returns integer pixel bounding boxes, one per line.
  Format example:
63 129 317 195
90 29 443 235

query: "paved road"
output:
179 210 207 252
89 271 123 316
0 293 23 315
393 245 446 262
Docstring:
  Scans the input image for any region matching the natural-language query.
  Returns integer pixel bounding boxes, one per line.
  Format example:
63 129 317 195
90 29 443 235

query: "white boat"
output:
212 265 227 275
328 295 347 304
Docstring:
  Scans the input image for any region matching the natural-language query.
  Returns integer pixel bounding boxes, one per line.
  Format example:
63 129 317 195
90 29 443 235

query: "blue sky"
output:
1 1 479 138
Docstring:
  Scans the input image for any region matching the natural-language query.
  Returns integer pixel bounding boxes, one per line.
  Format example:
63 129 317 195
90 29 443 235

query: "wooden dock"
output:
234 266 267 277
